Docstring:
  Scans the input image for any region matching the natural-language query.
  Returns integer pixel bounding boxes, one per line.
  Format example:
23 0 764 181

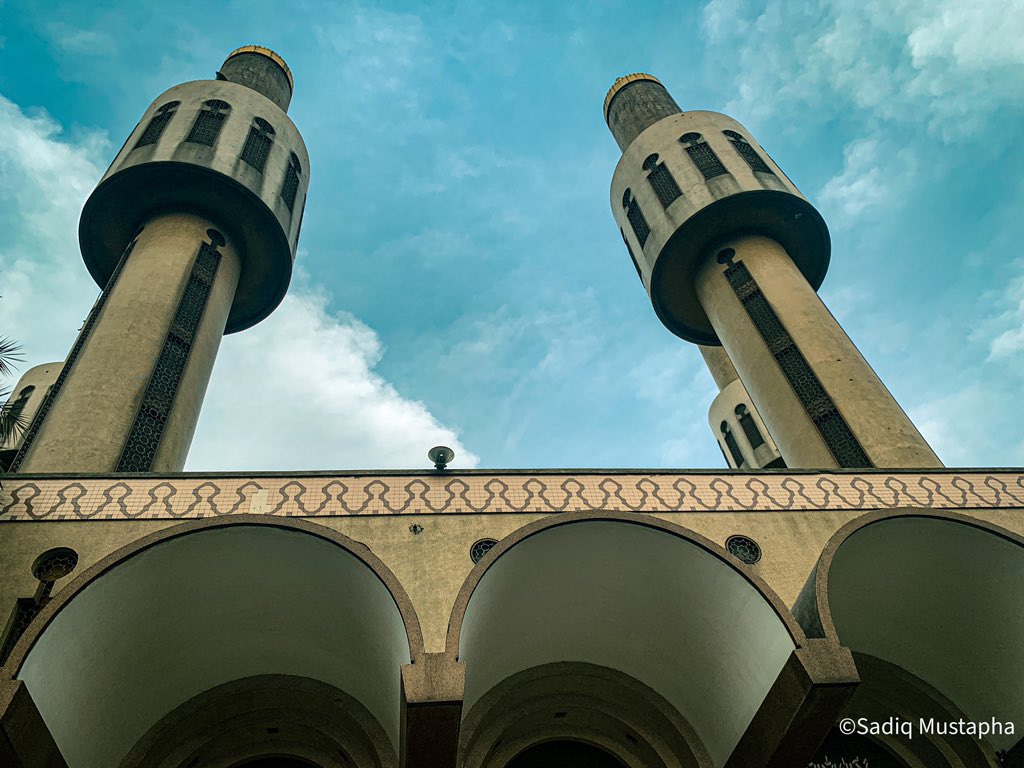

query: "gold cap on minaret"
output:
225 44 294 91
603 73 663 122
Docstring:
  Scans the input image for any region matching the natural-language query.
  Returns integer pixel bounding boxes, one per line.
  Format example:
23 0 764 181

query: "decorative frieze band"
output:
1 471 1022 522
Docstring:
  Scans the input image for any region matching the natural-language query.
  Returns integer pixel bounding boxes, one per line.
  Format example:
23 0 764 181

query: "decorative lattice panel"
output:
281 153 301 212
644 156 682 209
725 534 761 564
724 131 774 175
184 101 230 147
622 190 650 247
722 256 872 468
681 134 729 180
133 102 180 149
116 233 223 472
470 538 498 563
240 117 275 173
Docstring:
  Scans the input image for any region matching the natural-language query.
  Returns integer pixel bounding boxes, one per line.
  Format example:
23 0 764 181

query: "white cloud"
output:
0 92 477 472
702 0 1024 222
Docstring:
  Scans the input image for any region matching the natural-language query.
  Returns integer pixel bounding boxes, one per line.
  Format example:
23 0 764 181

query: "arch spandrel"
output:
445 513 807 767
3 516 424 768
796 509 1024 753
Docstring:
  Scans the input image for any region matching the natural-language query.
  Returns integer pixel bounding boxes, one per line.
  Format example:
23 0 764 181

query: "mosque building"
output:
1 48 1021 768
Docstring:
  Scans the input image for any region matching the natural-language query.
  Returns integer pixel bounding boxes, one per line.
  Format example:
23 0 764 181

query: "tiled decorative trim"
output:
1 471 1022 521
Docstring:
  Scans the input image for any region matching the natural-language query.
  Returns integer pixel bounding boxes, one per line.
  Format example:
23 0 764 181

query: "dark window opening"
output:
281 152 302 212
721 421 745 468
184 99 231 147
723 129 774 174
621 188 650 247
133 101 180 149
679 132 728 180
240 117 275 173
735 404 765 449
642 152 682 208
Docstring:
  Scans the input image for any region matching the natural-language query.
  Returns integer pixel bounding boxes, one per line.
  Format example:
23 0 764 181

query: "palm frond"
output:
0 387 30 446
0 337 24 379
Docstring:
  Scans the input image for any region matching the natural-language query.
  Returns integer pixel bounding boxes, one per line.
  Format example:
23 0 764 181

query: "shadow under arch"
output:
1 515 426 768
445 511 854 768
794 508 1024 758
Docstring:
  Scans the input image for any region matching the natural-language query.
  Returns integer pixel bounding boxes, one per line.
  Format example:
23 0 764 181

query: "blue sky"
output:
1 0 1023 471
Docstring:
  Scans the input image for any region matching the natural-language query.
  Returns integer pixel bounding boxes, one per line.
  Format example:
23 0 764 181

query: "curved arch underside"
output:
16 525 412 768
457 519 798 767
825 516 1024 751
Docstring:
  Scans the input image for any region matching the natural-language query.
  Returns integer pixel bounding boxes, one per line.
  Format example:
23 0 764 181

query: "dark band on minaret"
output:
218 45 294 112
604 74 682 152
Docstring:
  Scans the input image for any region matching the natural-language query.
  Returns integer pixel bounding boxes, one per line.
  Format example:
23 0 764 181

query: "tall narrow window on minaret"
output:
622 189 650 247
133 101 180 149
240 117 275 172
620 228 643 281
184 99 231 146
679 132 728 180
723 130 774 174
735 404 765 449
280 152 302 212
720 421 745 467
642 153 682 209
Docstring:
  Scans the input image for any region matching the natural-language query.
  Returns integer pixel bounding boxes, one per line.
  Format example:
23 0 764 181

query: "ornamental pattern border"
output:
1 472 1023 521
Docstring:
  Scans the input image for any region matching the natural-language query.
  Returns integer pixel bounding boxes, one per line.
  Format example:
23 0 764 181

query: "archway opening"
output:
507 740 626 768
15 524 412 768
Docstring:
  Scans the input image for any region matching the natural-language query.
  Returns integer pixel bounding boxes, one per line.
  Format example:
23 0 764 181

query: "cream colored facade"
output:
1 61 1021 768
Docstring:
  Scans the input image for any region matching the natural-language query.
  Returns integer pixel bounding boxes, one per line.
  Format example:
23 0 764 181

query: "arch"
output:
2 516 425 768
734 404 764 449
459 662 712 768
796 509 1024 754
446 513 806 767
621 188 650 247
120 674 395 768
720 420 744 468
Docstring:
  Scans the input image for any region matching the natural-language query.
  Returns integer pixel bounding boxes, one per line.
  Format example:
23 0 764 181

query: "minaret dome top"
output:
220 45 294 111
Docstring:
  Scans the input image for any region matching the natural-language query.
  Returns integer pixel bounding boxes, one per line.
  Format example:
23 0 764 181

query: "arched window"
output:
720 421 745 468
735 403 765 449
185 99 231 147
621 188 650 247
679 131 728 180
133 101 180 149
280 152 302 212
620 228 642 281
642 152 682 209
240 117 275 173
723 129 774 174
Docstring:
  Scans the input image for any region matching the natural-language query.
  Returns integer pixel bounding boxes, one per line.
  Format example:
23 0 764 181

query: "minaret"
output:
699 346 784 469
11 46 309 474
606 74 940 469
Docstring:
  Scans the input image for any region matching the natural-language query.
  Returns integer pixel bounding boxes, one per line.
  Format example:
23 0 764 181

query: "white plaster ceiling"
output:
458 520 796 767
18 525 411 767
827 516 1024 751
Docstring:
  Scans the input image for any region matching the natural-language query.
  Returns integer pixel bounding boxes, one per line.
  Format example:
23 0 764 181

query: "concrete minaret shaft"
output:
699 346 785 470
12 46 309 474
606 74 940 469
